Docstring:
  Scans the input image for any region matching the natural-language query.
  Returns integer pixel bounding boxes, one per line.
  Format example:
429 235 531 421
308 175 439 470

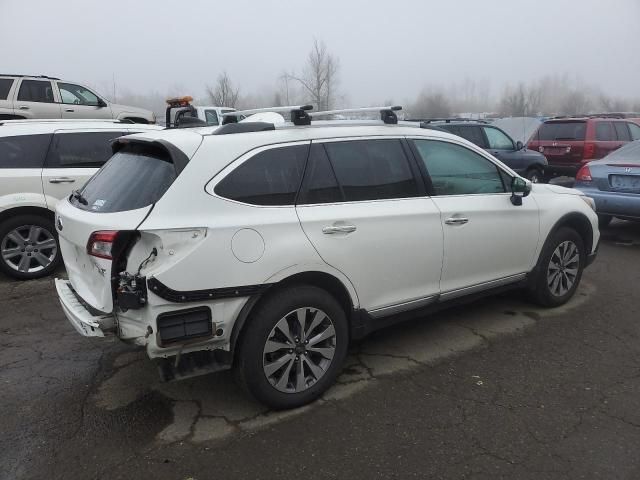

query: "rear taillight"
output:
576 165 592 182
87 231 119 260
583 142 596 161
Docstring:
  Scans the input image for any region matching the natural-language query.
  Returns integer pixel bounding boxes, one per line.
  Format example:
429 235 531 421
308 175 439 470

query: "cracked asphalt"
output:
1 220 639 480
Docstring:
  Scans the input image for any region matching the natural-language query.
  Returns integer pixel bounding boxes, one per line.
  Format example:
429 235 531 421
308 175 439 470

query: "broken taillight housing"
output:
87 231 119 260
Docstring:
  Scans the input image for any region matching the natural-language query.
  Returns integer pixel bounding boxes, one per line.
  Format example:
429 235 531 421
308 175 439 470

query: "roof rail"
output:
0 118 136 126
0 74 60 80
213 122 276 135
311 106 402 125
222 105 313 126
412 117 489 124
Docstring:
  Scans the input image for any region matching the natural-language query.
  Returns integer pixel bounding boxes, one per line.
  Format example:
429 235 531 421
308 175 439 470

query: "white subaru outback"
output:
54 106 599 409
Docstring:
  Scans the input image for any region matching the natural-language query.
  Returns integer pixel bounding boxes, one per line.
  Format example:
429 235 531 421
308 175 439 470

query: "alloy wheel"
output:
262 307 336 393
547 240 579 297
1 225 58 274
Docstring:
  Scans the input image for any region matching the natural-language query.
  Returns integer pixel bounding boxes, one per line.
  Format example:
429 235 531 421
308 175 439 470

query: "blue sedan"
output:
575 140 640 227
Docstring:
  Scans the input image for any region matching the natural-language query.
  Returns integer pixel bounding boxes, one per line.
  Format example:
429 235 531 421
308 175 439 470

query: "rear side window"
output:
73 144 176 213
215 145 309 206
613 122 631 141
323 139 419 202
17 80 55 103
0 134 51 168
457 126 487 148
413 139 506 195
45 131 125 168
537 122 586 141
595 122 614 141
298 144 342 204
0 78 14 100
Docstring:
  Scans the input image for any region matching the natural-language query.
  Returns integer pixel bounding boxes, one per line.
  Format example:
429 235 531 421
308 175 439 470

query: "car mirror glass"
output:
510 176 531 205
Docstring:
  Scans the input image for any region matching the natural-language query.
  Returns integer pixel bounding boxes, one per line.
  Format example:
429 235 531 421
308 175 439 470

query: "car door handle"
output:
444 217 469 225
322 224 357 234
49 177 76 184
64 108 74 113
18 106 29 110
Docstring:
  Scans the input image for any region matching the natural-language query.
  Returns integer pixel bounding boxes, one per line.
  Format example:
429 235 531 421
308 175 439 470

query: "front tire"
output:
234 285 349 409
0 215 61 280
527 227 585 307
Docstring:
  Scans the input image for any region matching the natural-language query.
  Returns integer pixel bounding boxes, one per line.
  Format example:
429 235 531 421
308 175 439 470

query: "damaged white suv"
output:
55 106 599 409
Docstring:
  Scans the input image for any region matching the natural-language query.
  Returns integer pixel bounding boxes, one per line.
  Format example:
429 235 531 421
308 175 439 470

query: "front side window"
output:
215 145 309 206
323 139 419 202
204 110 219 125
628 122 640 141
45 131 124 168
413 139 506 196
613 122 631 141
298 144 342 204
0 134 51 168
483 127 514 150
58 83 100 106
595 122 614 141
17 80 55 103
0 78 14 100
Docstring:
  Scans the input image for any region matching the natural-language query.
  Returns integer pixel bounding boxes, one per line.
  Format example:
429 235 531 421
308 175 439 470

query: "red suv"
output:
527 117 640 179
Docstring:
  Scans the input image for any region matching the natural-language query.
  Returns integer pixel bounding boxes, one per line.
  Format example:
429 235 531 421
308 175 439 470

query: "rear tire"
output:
597 214 612 229
527 227 585 307
234 285 349 410
0 215 61 280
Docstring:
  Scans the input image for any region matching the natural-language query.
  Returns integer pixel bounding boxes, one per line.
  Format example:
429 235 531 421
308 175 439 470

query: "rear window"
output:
0 134 51 168
45 131 125 168
536 122 586 141
71 144 176 213
0 78 14 100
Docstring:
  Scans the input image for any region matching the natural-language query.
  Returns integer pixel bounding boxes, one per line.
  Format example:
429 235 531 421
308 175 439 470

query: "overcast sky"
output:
1 0 639 105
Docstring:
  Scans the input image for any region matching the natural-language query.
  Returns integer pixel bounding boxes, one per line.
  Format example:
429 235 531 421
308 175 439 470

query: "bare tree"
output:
206 72 240 107
410 89 451 118
286 39 340 111
561 90 592 116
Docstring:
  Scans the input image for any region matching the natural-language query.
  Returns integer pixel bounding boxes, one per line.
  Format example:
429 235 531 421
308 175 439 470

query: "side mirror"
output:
516 140 524 150
510 176 532 206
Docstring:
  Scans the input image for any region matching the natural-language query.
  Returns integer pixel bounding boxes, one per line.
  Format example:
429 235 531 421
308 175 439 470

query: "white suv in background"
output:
0 119 161 279
0 74 155 124
54 107 599 409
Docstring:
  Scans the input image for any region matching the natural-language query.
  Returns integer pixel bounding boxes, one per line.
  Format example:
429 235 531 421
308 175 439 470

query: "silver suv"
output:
0 74 155 124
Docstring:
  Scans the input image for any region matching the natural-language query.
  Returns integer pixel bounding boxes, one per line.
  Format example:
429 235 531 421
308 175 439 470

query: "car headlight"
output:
579 195 596 211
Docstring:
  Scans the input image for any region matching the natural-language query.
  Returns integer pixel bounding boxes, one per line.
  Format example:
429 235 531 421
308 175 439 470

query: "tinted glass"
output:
537 122 586 141
413 139 506 195
324 139 418 201
204 110 219 125
72 144 176 213
457 126 487 148
17 80 55 103
595 122 614 141
215 145 308 205
613 122 631 141
0 134 51 168
299 144 342 204
45 131 124 168
58 83 99 106
628 123 640 141
484 127 514 149
0 78 14 100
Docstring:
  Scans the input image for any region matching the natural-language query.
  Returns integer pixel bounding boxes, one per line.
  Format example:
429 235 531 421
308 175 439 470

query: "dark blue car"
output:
575 140 640 227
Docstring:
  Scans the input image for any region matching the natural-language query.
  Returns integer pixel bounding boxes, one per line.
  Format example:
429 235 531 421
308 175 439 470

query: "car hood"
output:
110 102 154 117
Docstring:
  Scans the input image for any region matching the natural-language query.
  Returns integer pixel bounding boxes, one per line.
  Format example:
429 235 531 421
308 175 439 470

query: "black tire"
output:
597 214 612 229
525 167 543 183
0 214 61 280
234 285 349 409
527 227 585 307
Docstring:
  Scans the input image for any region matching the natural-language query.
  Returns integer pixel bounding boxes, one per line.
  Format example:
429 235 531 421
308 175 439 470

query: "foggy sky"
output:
1 0 639 106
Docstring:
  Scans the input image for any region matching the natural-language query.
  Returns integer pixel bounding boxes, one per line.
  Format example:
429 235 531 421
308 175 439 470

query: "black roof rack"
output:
213 122 276 135
222 105 313 126
0 74 60 80
311 106 402 125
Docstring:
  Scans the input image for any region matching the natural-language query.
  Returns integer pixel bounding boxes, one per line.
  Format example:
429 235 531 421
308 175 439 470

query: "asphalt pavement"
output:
1 220 639 480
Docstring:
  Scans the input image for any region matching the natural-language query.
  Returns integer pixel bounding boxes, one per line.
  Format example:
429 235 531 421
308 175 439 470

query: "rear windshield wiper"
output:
71 189 88 206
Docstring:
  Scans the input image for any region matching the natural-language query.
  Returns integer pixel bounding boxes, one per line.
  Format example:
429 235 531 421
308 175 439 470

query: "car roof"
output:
0 120 162 137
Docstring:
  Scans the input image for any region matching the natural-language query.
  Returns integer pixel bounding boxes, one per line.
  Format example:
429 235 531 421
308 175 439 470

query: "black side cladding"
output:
147 277 271 303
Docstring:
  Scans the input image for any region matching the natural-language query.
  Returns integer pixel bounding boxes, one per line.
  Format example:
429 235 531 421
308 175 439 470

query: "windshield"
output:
537 121 586 141
70 144 176 213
